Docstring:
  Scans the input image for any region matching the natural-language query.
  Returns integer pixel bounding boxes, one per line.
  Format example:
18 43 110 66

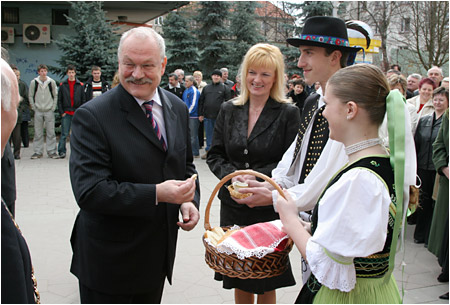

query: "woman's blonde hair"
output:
327 63 390 126
387 73 407 96
233 43 290 105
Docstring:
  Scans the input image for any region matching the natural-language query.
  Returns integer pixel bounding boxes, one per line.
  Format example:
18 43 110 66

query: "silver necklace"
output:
344 138 382 155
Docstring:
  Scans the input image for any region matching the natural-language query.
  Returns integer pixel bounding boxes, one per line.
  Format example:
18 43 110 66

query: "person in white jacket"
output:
28 64 58 159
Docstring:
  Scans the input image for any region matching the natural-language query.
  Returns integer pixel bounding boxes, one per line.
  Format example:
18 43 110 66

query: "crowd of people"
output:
1 15 448 304
6 64 110 160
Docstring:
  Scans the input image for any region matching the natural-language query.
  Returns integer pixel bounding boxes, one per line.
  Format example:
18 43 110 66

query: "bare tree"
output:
344 1 402 72
257 1 298 45
397 2 449 71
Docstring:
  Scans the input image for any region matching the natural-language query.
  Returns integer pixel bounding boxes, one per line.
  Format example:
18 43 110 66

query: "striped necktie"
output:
143 100 167 151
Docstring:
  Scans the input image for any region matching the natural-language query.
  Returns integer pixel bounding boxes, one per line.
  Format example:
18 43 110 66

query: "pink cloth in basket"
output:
216 220 289 259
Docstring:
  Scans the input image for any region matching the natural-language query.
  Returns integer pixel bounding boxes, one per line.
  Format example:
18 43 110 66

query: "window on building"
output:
261 21 268 33
401 18 410 33
52 9 69 25
155 16 164 26
2 7 19 24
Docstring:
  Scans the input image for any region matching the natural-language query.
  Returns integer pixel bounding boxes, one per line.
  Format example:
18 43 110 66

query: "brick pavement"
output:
10 144 448 304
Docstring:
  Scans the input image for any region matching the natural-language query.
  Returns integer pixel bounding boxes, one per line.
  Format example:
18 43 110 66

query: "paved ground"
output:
10 144 449 304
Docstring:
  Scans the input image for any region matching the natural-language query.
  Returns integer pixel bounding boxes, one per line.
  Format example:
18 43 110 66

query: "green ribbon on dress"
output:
385 89 406 287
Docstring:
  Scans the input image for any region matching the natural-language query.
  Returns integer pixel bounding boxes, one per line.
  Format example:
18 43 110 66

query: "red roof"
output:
255 1 295 20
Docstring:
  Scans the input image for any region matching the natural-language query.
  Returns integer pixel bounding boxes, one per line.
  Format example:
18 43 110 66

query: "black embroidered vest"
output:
291 93 329 184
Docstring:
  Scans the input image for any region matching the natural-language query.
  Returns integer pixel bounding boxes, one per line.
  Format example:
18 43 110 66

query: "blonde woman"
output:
193 70 207 93
206 43 300 303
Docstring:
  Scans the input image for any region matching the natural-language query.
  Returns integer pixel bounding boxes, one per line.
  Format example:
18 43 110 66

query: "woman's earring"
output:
347 115 351 120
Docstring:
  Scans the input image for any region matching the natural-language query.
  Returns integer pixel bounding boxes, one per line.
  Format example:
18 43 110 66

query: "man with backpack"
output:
28 64 58 159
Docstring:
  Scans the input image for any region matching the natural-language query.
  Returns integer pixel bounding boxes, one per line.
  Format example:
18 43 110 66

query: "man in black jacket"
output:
164 73 185 100
1 56 38 304
198 69 231 159
57 65 86 158
84 65 110 101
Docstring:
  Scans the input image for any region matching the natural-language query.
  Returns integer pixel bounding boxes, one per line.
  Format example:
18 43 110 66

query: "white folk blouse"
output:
305 167 392 292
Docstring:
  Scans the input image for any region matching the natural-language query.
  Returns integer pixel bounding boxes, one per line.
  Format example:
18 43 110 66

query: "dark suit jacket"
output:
207 98 300 225
1 143 16 216
69 84 200 294
1 202 36 304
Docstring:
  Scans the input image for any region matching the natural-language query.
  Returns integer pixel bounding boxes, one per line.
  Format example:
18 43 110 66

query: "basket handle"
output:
204 169 286 231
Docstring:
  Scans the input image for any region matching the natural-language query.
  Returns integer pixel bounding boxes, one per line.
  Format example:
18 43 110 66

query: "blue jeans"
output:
189 118 200 156
58 114 73 154
204 118 216 152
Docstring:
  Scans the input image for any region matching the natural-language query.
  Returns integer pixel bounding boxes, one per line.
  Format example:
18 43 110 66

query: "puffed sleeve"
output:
306 168 391 292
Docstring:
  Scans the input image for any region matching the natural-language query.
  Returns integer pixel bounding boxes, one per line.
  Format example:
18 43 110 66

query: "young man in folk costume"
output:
235 16 371 282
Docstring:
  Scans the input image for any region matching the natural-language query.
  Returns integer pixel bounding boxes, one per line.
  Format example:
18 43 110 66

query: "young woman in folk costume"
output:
277 63 416 303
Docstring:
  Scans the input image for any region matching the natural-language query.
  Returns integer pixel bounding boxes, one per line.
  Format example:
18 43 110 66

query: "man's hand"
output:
231 174 256 184
156 176 196 204
233 180 274 208
177 201 200 231
198 116 204 122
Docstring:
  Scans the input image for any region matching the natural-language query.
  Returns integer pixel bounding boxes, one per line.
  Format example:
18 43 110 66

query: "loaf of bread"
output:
227 181 252 199
205 227 225 246
217 228 239 244
205 227 240 246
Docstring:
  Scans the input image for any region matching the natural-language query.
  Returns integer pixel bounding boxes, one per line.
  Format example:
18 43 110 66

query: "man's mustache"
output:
125 77 152 85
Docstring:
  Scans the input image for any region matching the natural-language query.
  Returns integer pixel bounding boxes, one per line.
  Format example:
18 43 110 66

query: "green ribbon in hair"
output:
384 89 406 287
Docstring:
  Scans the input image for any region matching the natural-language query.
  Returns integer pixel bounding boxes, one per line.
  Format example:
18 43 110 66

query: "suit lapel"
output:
118 85 166 152
159 88 177 153
231 103 250 145
247 98 281 143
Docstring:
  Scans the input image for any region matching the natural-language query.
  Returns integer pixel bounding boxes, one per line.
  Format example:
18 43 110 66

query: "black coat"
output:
18 79 30 123
288 90 308 116
57 79 86 115
207 98 300 226
415 113 442 170
1 202 36 304
1 143 16 216
164 84 185 100
198 82 231 119
69 85 200 294
84 76 111 101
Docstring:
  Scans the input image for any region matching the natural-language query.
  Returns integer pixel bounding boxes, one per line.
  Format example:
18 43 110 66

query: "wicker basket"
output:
203 169 293 279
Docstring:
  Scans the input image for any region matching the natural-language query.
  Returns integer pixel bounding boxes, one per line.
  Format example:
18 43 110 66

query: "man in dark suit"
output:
1 56 38 304
69 27 200 303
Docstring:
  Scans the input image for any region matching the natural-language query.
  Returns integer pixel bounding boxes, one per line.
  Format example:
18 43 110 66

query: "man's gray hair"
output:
1 58 13 111
117 27 165 63
174 69 184 77
220 67 229 73
185 75 195 82
407 73 422 81
428 66 443 76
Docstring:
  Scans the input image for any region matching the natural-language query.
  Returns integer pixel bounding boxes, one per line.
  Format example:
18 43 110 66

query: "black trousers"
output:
21 121 29 147
79 280 165 304
414 168 436 243
198 121 204 148
10 123 22 157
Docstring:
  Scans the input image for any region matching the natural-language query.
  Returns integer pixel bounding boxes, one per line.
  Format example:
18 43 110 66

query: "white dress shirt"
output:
135 90 167 143
271 88 349 211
